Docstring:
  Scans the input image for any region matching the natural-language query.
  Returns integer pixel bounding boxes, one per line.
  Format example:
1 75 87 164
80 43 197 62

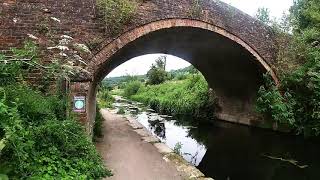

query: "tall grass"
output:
97 89 115 108
123 80 143 97
130 74 217 119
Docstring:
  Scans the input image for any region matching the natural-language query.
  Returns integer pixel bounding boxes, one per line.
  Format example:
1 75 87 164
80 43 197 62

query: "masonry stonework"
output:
1 0 279 132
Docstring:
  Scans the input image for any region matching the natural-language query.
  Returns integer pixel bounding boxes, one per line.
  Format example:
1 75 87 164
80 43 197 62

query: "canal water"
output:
113 97 320 180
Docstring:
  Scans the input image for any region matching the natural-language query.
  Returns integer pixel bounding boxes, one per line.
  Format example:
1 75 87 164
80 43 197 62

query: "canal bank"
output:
95 109 212 180
106 96 320 180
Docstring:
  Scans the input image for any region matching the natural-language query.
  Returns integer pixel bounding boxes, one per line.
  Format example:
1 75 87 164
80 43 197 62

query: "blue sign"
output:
73 96 86 112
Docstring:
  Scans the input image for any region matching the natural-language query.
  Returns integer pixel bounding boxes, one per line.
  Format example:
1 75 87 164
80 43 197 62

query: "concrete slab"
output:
126 117 144 129
134 128 151 137
142 136 160 143
164 153 206 179
154 143 173 154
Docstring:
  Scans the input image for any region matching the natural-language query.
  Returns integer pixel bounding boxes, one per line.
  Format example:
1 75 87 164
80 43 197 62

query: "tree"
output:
290 0 320 32
146 56 168 85
256 0 320 137
255 7 271 24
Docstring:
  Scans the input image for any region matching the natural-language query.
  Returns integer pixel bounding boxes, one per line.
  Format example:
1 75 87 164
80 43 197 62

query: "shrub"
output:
131 74 217 119
173 142 183 155
282 51 320 136
96 0 137 34
146 56 169 85
256 74 295 125
0 85 112 179
175 73 189 80
0 42 111 179
123 80 142 97
256 0 320 137
97 89 115 108
257 56 320 137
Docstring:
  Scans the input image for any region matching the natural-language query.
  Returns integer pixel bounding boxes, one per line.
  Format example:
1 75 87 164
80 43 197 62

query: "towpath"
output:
95 109 187 180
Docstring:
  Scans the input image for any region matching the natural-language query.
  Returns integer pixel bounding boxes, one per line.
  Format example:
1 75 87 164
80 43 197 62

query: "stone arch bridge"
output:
0 0 278 134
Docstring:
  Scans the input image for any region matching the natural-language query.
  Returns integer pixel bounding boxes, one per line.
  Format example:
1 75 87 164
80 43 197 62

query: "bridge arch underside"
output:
88 25 274 127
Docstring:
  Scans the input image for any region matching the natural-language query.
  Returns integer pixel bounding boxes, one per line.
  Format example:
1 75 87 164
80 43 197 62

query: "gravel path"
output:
95 109 186 180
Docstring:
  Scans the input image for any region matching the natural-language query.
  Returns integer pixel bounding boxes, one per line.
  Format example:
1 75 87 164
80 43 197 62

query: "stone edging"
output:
109 111 214 180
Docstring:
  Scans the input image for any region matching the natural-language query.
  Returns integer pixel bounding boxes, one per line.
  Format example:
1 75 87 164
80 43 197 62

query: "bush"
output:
175 73 189 80
256 0 320 137
146 56 169 85
97 89 115 108
0 42 111 179
123 80 142 97
0 85 111 179
256 74 295 125
257 56 320 137
282 52 320 136
96 0 137 34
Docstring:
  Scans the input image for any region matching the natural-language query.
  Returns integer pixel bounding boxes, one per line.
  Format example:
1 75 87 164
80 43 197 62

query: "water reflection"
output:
135 112 206 166
148 118 166 139
113 97 320 180
194 122 320 180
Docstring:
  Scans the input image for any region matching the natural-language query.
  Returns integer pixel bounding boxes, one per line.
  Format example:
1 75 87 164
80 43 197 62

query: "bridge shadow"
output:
87 22 275 128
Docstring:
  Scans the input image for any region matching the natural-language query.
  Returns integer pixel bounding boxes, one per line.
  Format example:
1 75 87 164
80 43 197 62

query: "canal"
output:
113 97 320 180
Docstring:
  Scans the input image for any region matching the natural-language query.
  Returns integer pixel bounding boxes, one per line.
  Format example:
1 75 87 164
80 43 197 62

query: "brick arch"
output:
87 19 278 83
80 18 280 133
0 0 281 133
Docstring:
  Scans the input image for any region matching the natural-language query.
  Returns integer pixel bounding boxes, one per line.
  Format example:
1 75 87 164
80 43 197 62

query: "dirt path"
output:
95 109 186 180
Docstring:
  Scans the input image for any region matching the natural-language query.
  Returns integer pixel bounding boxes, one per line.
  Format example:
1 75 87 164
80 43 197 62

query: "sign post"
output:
73 96 86 113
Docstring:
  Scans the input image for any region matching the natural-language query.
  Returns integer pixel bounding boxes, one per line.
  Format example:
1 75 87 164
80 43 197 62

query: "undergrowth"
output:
256 0 320 137
129 73 217 119
0 42 111 179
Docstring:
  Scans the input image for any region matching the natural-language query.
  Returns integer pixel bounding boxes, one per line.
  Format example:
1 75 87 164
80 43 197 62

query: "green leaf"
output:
0 138 5 152
0 174 9 180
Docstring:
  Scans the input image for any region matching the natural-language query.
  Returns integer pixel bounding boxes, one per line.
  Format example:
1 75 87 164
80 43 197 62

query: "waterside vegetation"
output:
0 43 111 179
255 0 320 137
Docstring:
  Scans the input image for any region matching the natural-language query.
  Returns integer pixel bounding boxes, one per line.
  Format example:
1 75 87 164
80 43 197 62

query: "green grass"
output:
129 74 217 119
97 89 115 109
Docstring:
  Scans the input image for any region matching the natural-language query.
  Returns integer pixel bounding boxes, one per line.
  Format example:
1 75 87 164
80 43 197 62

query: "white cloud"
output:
106 54 191 78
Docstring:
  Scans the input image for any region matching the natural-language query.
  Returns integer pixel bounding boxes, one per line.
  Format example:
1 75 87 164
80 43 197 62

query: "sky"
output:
106 0 293 78
221 0 293 18
107 54 191 77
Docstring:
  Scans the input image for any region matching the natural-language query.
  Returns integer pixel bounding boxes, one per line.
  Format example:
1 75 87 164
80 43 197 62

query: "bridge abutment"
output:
69 81 93 135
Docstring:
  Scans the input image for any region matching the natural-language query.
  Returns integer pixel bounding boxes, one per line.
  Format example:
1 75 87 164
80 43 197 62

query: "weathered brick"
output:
0 0 279 132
